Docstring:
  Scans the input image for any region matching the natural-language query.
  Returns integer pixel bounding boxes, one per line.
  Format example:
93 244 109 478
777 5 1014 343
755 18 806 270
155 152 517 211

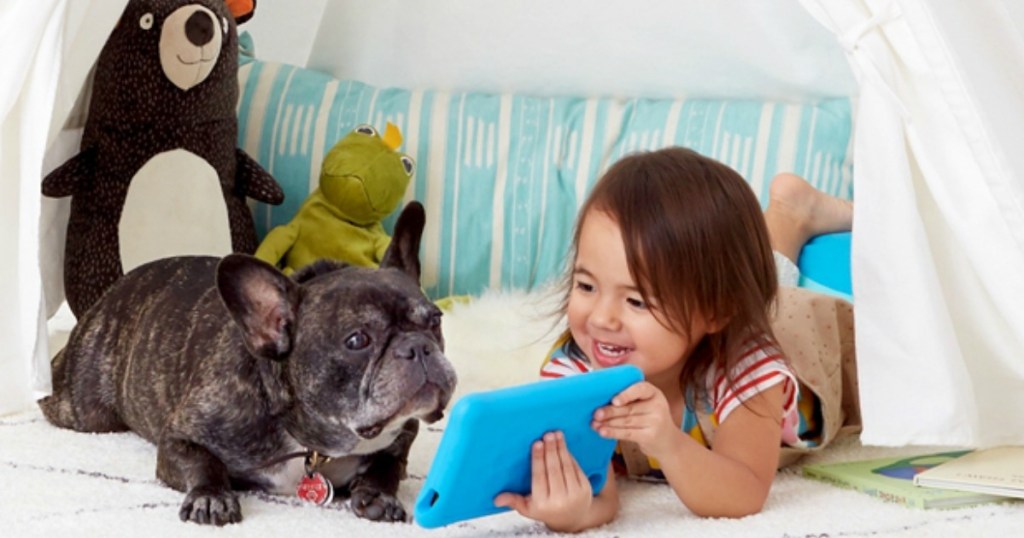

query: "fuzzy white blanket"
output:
2 289 1021 537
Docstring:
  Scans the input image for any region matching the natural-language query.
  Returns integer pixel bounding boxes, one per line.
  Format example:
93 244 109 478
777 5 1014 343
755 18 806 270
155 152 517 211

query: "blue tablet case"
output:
414 364 643 529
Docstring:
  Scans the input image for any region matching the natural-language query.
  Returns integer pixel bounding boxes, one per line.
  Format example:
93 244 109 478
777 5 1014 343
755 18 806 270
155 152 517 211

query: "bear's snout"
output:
159 5 223 91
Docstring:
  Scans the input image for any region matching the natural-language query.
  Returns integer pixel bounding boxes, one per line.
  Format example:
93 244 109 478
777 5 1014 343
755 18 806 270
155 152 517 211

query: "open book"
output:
803 451 1008 509
913 446 1024 500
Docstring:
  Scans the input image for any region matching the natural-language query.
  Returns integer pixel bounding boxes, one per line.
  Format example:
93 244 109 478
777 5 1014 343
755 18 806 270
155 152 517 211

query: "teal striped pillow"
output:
237 60 853 300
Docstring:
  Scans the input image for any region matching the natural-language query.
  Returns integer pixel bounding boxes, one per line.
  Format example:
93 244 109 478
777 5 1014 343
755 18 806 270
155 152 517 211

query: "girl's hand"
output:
592 381 680 461
493 431 594 532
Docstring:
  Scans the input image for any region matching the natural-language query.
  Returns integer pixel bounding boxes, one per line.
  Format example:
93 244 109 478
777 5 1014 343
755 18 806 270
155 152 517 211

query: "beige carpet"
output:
2 289 1022 536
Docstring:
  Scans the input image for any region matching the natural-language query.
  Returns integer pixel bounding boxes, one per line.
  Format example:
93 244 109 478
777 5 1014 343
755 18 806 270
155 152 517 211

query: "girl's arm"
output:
494 432 620 532
594 381 785 517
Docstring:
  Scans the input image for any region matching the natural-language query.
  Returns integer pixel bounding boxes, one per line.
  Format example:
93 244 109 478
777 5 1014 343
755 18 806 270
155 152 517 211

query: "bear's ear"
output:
225 0 257 24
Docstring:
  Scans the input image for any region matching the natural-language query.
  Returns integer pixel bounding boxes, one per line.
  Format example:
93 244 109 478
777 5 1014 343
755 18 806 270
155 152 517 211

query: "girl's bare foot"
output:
764 173 853 262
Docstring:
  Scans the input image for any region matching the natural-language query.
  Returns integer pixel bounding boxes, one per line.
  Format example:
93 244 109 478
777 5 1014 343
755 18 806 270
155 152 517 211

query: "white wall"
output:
301 0 855 101
242 0 328 67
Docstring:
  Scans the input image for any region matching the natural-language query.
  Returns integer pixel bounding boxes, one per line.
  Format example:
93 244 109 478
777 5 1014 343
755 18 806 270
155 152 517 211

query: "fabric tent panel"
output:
801 0 1024 446
0 0 126 415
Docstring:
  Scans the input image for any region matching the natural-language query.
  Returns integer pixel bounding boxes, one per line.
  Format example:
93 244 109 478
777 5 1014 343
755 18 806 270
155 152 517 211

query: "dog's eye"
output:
345 331 371 350
428 312 441 330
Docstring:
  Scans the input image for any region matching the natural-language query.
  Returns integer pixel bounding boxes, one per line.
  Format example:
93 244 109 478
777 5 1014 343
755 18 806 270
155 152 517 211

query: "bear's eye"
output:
400 155 415 176
139 13 154 30
345 331 371 351
354 124 378 137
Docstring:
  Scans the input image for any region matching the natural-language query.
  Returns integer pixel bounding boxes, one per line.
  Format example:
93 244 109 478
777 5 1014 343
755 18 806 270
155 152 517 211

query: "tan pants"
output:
768 286 860 466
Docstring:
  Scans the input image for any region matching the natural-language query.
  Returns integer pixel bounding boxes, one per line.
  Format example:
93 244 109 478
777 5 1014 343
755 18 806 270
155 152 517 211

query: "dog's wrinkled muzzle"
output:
351 342 457 439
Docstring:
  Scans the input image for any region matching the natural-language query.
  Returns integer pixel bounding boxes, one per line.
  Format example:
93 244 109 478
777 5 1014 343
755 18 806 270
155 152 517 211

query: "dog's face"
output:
285 264 453 454
217 202 456 456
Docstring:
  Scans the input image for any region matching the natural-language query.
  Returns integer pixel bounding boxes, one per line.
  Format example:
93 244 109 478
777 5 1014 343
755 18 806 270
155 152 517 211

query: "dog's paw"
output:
350 487 407 522
179 486 242 526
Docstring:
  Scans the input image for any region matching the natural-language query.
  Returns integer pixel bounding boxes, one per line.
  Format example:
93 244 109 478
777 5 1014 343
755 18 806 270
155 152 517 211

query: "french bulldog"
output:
38 201 456 525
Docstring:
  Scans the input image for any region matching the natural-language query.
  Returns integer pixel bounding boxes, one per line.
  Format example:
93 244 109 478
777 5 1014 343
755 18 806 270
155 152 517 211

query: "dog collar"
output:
297 451 334 505
246 449 335 505
247 449 312 472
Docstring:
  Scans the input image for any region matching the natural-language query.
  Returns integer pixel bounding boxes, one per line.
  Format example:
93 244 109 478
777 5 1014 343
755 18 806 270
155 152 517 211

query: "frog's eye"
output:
354 124 378 137
221 16 229 35
400 155 415 177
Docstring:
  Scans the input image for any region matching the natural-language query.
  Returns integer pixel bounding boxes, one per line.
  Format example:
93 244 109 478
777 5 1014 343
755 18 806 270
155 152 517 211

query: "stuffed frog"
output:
255 122 415 273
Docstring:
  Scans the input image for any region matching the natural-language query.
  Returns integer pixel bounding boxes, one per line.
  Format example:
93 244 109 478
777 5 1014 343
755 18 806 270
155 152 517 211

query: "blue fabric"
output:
798 232 853 301
236 42 854 299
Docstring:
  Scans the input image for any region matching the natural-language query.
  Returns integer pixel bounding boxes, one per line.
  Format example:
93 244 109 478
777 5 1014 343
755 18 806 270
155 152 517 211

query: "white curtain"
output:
800 0 1024 447
0 0 125 415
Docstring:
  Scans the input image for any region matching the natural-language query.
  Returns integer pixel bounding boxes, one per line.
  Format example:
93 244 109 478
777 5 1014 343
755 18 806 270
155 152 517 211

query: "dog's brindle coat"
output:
39 202 456 525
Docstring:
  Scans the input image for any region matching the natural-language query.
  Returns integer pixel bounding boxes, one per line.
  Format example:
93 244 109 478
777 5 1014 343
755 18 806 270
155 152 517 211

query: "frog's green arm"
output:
254 224 299 267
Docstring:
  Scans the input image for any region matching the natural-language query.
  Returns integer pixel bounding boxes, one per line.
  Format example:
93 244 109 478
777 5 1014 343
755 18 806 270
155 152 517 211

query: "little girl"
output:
494 147 855 532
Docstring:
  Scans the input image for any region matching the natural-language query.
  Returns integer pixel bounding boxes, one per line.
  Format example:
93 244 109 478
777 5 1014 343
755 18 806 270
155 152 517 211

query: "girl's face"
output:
567 210 711 388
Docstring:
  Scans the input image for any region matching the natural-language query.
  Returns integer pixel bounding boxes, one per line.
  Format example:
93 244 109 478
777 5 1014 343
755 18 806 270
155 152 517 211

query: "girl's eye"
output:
574 281 594 293
627 297 647 309
345 331 371 350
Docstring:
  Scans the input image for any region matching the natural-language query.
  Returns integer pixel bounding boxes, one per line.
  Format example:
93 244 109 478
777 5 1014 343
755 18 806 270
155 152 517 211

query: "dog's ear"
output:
217 254 299 361
381 201 425 283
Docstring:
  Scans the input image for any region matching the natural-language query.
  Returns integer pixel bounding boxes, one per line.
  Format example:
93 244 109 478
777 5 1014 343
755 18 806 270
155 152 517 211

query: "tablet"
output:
414 364 643 529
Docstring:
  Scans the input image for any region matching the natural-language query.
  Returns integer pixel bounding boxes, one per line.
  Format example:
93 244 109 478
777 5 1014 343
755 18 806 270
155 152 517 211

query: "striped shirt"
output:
541 335 819 480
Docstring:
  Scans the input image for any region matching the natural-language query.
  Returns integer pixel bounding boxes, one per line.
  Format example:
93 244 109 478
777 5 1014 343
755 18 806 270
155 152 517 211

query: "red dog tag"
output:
297 472 334 505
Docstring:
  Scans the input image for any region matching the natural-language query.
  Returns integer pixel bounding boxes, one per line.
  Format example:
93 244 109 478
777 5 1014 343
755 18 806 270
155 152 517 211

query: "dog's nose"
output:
396 343 432 361
185 10 215 47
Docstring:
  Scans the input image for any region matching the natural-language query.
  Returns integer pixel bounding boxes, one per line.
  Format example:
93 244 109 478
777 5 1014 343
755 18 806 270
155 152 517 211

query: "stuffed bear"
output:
255 123 415 274
42 0 282 318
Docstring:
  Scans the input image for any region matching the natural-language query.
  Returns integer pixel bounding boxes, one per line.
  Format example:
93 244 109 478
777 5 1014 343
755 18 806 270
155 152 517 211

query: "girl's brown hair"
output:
568 147 778 403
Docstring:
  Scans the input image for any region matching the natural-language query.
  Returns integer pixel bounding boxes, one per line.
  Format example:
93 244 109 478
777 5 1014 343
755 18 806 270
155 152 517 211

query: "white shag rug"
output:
3 289 1022 537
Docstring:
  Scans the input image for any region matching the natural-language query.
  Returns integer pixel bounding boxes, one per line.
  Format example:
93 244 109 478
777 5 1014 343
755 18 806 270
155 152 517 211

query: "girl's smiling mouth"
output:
592 340 631 368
